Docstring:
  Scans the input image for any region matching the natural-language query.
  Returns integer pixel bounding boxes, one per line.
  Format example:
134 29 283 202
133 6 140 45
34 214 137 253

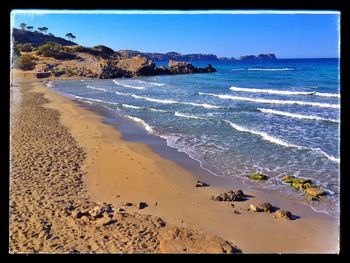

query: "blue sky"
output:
12 11 340 58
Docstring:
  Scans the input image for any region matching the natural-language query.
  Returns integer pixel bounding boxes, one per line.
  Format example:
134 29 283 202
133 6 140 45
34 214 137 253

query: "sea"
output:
48 58 340 217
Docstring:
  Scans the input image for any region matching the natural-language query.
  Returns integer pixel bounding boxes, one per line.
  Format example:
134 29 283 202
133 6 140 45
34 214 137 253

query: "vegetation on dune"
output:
36 42 76 60
15 42 34 52
93 45 114 55
16 54 37 70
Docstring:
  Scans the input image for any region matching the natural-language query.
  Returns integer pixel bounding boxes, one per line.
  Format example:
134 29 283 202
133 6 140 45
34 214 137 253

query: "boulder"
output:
249 204 262 212
259 202 272 212
115 55 158 77
195 180 209 187
274 209 292 220
168 60 216 74
282 175 294 183
247 172 270 181
304 187 326 197
168 60 196 74
211 190 244 202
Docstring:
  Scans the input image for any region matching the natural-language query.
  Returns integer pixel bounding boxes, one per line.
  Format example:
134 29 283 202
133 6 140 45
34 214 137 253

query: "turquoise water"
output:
50 58 340 216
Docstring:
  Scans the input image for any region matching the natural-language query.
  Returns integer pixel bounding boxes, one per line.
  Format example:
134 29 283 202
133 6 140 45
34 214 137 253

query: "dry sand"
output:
10 71 339 253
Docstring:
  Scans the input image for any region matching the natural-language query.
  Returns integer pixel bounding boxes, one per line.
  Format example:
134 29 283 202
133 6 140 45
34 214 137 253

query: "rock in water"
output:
247 172 270 181
304 187 326 197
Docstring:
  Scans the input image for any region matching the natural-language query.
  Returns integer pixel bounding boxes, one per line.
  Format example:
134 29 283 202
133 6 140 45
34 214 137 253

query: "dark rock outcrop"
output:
168 60 216 74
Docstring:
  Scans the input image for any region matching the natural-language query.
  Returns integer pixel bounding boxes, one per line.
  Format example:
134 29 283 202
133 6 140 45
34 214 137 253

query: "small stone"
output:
274 209 292 220
307 195 320 202
259 202 272 212
236 190 244 198
123 202 133 206
249 204 262 212
195 180 209 187
282 175 295 183
80 215 90 223
138 202 148 209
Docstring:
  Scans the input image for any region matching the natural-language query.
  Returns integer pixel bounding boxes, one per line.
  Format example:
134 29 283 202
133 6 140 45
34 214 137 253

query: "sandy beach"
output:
9 71 339 253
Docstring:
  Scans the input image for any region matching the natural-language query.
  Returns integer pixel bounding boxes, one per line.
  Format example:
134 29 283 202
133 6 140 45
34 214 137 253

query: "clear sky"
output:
12 11 340 59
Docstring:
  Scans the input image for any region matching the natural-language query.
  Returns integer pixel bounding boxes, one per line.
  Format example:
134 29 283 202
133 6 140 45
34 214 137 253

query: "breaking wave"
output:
247 68 295 71
113 80 145 90
257 108 339 123
175 112 206 120
229 86 339 98
224 120 339 163
199 92 339 109
86 85 108 92
125 115 154 134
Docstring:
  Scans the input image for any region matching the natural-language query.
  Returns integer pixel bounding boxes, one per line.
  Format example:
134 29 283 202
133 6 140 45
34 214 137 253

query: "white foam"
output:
224 120 340 163
229 86 339 98
183 102 221 109
257 108 339 123
73 95 118 105
147 108 167 112
113 80 145 90
224 120 298 148
175 111 206 120
136 80 165 86
312 148 340 163
131 94 178 104
122 104 141 109
46 81 54 88
247 68 295 71
199 92 340 109
125 115 154 133
86 85 108 92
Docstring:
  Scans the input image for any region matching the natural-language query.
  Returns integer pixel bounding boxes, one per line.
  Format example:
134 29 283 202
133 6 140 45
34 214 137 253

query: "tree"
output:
27 26 33 32
70 34 76 41
38 27 48 34
42 27 48 34
19 23 26 31
65 33 73 41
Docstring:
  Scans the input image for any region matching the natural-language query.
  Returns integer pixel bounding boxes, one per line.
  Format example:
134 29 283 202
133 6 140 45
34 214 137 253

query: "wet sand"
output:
10 71 339 253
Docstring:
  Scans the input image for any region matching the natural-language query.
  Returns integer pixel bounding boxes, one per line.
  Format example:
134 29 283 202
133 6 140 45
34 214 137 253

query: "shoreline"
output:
10 72 339 253
73 96 338 220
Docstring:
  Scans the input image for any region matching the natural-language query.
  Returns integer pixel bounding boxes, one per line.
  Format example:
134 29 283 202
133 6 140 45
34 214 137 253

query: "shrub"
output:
37 42 75 59
93 45 114 55
16 43 33 52
16 54 37 70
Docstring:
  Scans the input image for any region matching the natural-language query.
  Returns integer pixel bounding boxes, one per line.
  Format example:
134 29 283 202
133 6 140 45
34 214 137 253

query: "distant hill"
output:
118 50 218 61
12 28 77 47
